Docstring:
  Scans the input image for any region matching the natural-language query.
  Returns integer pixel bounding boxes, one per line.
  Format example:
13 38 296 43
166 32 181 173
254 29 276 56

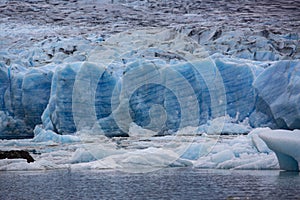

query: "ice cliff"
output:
0 28 300 139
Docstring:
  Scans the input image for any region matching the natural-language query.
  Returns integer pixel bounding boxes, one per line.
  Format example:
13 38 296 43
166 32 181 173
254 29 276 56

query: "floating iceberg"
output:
259 129 300 171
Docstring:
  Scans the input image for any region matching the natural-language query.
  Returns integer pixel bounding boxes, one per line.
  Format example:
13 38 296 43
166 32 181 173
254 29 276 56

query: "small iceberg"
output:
259 129 300 171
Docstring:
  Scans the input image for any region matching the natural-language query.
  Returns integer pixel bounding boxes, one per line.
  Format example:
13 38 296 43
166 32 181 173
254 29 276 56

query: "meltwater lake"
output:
1 168 300 200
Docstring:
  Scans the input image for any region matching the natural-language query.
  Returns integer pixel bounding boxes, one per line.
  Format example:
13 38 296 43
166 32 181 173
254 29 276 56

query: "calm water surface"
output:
0 168 300 200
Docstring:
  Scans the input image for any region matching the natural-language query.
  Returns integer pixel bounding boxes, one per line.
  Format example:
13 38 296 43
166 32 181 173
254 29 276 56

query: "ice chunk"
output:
87 147 192 172
259 129 300 171
0 159 41 171
69 148 96 163
180 143 205 160
248 128 272 153
254 51 278 61
211 149 235 163
0 158 66 171
69 144 126 164
233 154 279 170
32 126 80 143
217 153 278 170
197 115 252 135
193 132 279 170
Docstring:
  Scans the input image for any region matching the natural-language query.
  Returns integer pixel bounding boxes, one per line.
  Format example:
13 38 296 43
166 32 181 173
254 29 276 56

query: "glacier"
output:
0 27 300 172
0 28 289 138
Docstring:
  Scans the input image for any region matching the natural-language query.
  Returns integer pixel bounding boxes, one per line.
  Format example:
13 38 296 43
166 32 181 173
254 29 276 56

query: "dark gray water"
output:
0 168 299 200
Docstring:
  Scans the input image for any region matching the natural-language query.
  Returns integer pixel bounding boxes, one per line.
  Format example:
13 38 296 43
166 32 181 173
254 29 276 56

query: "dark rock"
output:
0 150 35 163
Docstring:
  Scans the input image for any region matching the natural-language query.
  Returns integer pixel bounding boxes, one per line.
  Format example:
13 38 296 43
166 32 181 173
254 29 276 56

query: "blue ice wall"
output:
1 57 300 139
253 60 300 129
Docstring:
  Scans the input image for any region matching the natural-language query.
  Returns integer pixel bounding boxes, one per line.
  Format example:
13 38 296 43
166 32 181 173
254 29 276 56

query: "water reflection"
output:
279 171 299 177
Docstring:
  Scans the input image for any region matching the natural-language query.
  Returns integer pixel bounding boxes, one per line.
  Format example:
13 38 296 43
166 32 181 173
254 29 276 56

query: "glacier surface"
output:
0 24 300 172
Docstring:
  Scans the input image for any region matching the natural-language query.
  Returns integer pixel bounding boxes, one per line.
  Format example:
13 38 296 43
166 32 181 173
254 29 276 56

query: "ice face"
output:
0 28 300 139
214 57 258 121
46 63 80 134
22 68 53 126
253 61 300 129
0 66 8 111
1 56 300 139
5 70 25 119
44 62 118 135
40 56 260 136
0 66 52 138
0 111 29 139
